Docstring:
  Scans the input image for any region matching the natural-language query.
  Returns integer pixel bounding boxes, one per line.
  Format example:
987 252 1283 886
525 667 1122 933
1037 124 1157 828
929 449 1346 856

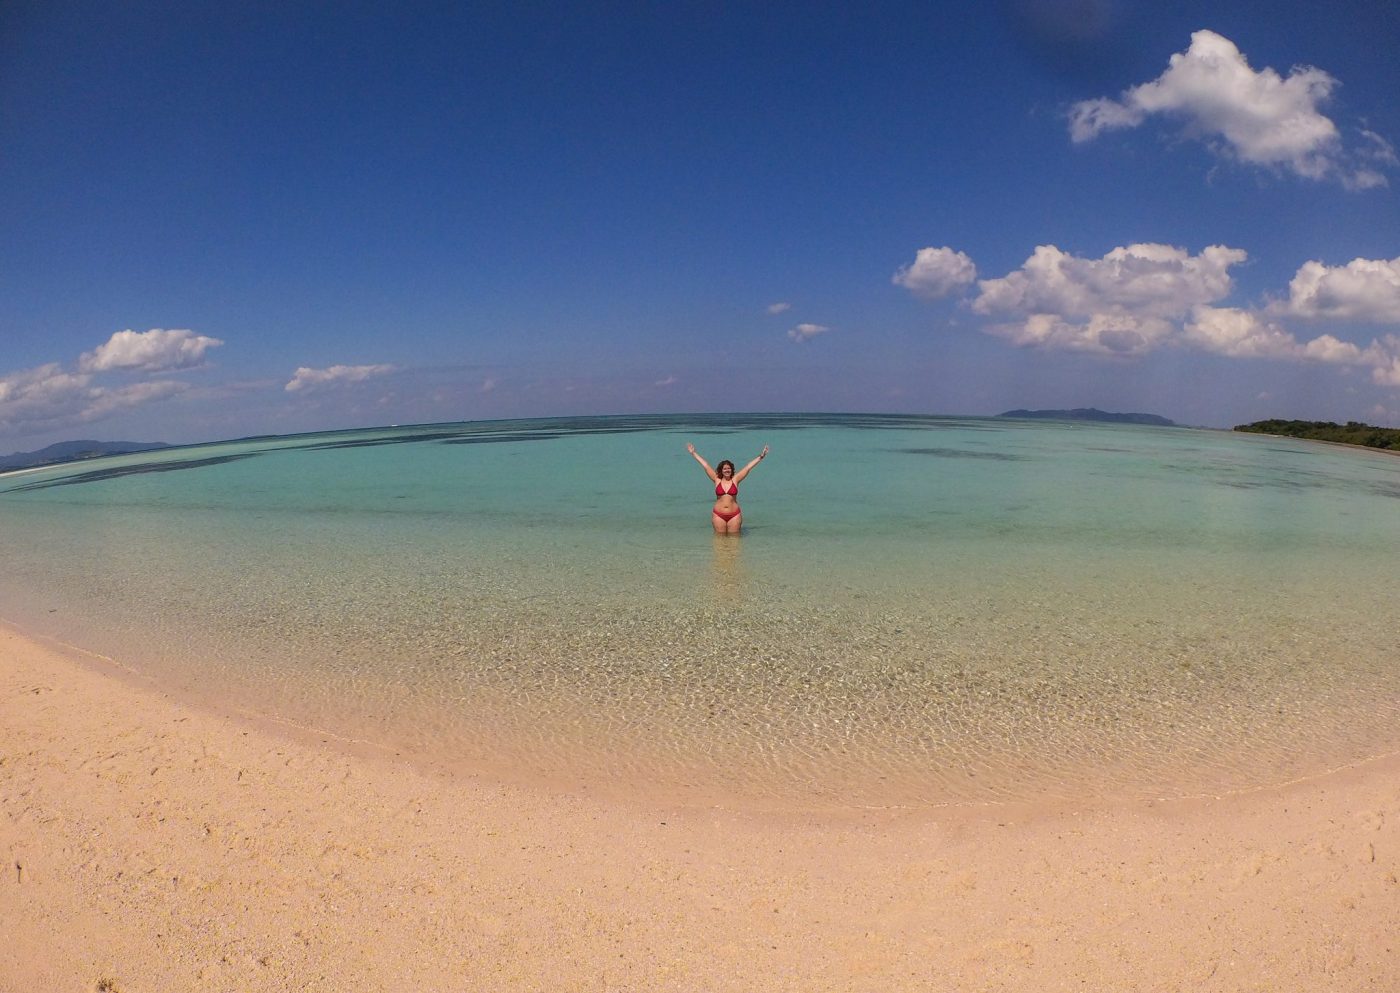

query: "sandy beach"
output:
1 622 1395 993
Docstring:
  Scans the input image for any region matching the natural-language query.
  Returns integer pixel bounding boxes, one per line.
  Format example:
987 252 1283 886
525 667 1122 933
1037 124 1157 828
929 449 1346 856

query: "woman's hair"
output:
716 459 735 475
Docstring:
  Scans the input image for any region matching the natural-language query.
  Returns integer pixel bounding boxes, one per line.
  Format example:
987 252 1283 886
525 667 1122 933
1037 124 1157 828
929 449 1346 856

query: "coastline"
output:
1231 425 1400 460
2 624 1396 992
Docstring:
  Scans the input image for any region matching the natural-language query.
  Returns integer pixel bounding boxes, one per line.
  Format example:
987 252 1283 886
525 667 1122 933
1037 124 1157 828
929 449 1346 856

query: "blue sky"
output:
3 1 1399 449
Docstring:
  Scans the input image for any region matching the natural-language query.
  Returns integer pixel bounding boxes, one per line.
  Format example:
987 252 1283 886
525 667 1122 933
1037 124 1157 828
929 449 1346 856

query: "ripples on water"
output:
2 413 1398 809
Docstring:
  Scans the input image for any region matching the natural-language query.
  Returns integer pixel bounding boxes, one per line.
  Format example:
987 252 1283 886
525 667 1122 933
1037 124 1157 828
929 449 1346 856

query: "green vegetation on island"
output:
1234 420 1400 451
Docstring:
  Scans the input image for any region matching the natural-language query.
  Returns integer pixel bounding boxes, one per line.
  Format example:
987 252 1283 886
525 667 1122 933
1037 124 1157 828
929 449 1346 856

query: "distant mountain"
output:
997 408 1176 427
0 440 171 472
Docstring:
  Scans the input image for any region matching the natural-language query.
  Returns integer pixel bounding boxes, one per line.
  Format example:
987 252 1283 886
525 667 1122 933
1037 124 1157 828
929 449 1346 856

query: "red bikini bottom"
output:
713 507 740 522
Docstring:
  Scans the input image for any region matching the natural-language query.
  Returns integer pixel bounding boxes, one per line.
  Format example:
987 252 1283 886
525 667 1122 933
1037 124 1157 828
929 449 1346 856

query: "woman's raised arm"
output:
732 445 769 483
686 443 718 482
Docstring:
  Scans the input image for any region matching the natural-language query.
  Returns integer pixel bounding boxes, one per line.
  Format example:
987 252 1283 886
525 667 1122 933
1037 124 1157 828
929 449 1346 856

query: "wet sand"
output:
2 622 1396 992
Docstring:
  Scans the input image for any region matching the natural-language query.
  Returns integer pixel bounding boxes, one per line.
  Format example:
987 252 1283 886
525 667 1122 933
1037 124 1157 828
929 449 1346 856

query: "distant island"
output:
1234 419 1400 451
0 440 171 472
998 408 1176 427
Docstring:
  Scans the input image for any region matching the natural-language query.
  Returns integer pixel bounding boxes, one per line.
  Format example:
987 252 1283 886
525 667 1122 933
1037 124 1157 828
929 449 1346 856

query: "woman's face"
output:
720 463 734 477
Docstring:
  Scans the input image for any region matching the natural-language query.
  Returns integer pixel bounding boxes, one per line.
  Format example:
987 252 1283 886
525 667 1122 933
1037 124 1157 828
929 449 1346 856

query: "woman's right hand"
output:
686 443 696 454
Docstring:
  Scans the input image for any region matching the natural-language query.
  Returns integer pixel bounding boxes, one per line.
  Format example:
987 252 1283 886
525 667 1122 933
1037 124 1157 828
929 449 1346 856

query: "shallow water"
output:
2 414 1397 809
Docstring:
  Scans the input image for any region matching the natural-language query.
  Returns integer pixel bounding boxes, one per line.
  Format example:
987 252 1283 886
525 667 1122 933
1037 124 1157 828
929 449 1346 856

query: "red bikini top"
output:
715 481 738 496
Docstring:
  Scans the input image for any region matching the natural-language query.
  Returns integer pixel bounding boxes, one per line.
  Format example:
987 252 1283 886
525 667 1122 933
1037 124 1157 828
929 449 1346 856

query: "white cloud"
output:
480 377 498 393
79 328 224 373
1346 131 1400 191
1069 30 1387 187
0 362 187 436
284 364 396 392
787 323 830 343
1302 333 1368 364
931 240 1400 378
0 364 92 433
1183 306 1400 382
84 380 189 418
985 312 1176 356
654 374 678 386
901 240 1248 357
1278 256 1400 323
1360 129 1399 166
1183 306 1310 359
766 302 792 315
1369 403 1400 427
1364 335 1400 386
974 242 1246 317
892 246 977 299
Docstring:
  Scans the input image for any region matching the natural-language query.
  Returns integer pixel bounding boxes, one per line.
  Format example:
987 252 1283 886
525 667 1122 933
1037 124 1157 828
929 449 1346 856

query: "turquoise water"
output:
2 413 1397 809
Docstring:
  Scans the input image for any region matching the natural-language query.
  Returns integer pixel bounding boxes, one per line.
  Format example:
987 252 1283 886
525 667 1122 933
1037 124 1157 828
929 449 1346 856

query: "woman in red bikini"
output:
685 442 769 534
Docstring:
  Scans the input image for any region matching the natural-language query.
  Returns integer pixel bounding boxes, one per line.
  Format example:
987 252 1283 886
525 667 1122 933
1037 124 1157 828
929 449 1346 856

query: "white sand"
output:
2 623 1396 992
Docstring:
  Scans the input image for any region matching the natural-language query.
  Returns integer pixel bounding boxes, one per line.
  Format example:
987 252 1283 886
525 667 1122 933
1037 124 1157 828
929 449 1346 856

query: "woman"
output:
686 442 769 534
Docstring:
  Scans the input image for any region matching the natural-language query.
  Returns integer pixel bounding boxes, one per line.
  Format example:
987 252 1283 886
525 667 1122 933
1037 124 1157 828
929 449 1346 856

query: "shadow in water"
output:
709 532 747 602
4 453 262 492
